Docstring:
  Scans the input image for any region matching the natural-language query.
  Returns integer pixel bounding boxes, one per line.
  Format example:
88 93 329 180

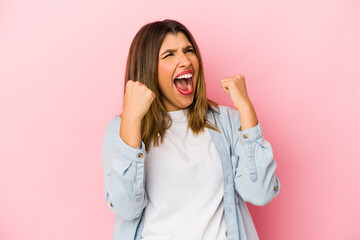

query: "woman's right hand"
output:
122 80 155 121
120 80 155 148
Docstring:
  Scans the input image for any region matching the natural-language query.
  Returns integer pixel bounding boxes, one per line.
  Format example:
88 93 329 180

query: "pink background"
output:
1 0 359 239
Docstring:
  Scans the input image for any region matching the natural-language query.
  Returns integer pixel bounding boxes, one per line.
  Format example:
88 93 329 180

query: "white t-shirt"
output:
141 109 227 240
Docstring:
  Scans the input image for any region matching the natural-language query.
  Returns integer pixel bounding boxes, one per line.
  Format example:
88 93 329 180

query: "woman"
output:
101 19 280 240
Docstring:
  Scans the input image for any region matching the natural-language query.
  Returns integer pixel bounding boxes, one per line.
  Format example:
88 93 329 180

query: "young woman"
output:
102 19 280 240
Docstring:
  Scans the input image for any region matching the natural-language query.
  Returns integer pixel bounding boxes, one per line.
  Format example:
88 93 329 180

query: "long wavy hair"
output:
124 19 218 150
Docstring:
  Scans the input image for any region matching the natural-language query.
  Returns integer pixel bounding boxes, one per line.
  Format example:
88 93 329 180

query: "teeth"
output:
176 73 193 79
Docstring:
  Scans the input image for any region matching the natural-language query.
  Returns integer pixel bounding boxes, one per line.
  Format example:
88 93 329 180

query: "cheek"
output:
190 56 199 70
158 64 173 91
158 62 176 87
194 57 200 68
192 57 200 81
158 62 173 78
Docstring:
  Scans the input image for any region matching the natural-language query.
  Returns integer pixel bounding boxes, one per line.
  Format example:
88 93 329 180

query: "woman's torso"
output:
140 109 227 240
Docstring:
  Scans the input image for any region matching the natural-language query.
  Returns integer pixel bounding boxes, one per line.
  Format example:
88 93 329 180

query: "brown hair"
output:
124 19 218 150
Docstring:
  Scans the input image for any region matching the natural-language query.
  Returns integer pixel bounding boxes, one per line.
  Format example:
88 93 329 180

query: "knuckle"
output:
236 74 244 80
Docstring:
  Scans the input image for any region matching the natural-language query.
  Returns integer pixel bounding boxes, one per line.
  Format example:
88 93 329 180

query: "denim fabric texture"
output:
101 105 280 240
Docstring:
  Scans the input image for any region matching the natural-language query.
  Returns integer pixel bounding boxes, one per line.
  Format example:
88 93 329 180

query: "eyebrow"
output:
160 45 194 56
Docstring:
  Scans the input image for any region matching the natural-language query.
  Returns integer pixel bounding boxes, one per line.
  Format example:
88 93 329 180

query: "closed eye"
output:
162 53 174 59
161 47 194 59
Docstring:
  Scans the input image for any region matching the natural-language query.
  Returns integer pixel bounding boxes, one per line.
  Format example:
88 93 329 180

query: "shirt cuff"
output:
115 134 146 163
237 122 262 143
110 135 146 177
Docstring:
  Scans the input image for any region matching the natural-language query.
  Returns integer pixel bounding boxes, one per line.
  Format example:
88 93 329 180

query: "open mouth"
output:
173 72 193 95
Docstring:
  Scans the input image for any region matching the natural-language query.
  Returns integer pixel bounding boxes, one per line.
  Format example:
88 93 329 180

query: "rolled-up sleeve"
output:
101 116 147 220
228 110 280 206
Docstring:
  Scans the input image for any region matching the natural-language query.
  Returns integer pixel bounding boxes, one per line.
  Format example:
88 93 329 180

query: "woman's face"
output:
157 32 200 111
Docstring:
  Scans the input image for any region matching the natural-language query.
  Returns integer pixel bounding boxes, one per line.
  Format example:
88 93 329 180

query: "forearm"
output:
120 115 142 149
237 100 258 131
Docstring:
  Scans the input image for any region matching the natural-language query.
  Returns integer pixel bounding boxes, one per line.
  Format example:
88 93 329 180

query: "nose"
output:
178 52 191 68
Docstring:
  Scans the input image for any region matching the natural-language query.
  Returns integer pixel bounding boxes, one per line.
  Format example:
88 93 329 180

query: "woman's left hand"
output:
220 74 258 130
220 74 251 110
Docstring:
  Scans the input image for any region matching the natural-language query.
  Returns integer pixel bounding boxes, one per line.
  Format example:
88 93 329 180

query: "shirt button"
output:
109 202 113 207
274 186 278 192
243 134 248 139
137 153 144 158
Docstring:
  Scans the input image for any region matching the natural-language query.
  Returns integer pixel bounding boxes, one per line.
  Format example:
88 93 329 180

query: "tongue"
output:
174 79 188 91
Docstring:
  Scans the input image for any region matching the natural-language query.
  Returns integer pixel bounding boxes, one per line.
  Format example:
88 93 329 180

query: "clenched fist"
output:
120 80 155 148
220 74 258 130
220 74 251 110
122 80 155 121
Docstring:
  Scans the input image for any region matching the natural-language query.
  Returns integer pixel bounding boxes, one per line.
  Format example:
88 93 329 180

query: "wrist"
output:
121 110 143 123
235 98 253 112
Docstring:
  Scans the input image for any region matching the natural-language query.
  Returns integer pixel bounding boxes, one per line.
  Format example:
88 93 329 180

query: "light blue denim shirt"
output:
101 105 280 240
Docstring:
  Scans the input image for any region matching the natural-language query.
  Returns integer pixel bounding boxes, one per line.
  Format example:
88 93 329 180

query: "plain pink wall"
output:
1 0 359 239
